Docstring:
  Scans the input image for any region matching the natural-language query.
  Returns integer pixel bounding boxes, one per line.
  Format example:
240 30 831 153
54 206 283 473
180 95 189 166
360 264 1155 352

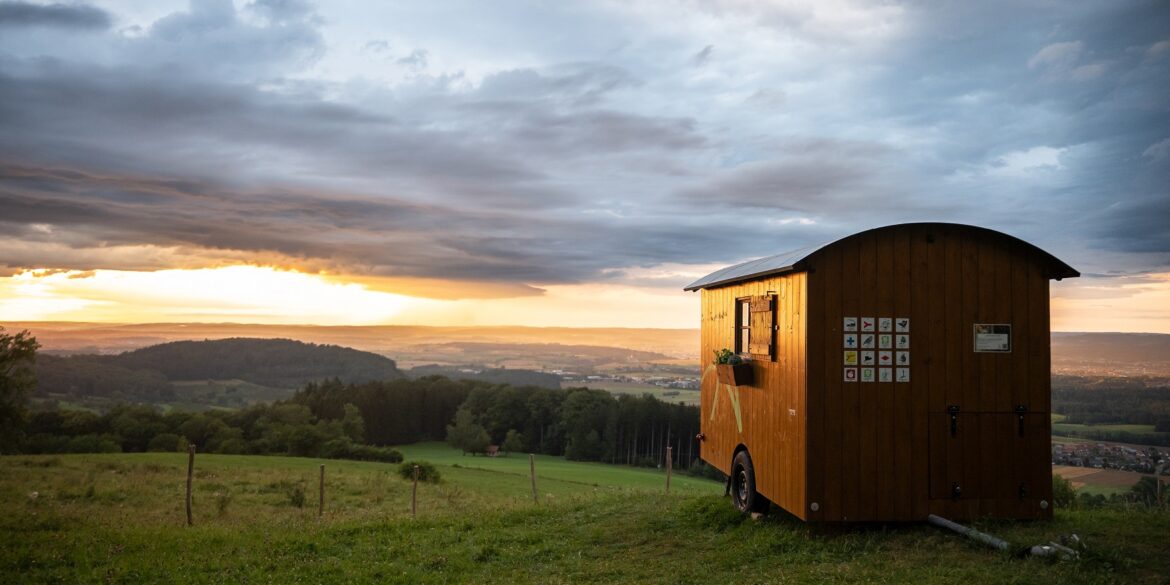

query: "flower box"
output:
715 363 753 386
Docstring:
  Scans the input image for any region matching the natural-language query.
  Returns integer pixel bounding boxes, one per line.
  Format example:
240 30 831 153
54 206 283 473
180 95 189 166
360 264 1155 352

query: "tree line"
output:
291 378 710 472
1053 375 1170 427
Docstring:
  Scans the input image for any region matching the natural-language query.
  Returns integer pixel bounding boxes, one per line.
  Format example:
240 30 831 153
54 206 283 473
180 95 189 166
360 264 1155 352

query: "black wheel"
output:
730 450 769 514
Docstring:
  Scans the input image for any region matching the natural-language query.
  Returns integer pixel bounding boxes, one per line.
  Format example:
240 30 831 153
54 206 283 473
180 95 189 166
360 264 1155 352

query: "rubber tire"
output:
730 450 769 514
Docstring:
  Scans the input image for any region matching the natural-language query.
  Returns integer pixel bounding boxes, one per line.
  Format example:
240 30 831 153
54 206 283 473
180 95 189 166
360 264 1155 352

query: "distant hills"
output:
16 322 1170 383
11 322 700 360
105 338 404 387
34 338 403 408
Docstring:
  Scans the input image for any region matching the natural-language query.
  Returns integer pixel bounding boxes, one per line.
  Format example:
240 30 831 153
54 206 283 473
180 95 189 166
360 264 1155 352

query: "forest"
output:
16 375 708 472
291 377 705 469
1052 375 1170 426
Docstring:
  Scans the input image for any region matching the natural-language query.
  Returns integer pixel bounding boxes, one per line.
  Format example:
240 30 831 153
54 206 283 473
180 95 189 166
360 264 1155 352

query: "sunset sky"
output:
1 0 1167 331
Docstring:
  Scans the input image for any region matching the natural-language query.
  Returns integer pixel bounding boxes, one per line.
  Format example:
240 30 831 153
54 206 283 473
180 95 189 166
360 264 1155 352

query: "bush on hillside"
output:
321 439 403 463
398 460 441 483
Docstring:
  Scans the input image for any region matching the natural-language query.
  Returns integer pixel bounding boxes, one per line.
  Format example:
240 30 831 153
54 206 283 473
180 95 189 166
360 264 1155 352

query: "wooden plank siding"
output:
697 223 1067 522
698 272 808 518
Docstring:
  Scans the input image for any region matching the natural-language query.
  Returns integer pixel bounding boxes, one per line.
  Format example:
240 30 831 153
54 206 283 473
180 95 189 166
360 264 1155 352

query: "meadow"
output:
3 446 1169 584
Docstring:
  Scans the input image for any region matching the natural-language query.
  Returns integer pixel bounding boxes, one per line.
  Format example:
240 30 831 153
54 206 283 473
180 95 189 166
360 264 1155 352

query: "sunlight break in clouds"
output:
0 266 415 325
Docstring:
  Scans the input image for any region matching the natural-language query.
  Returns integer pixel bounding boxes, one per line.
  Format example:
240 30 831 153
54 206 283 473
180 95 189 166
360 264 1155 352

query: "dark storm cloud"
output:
0 1 111 29
0 60 579 208
0 162 777 286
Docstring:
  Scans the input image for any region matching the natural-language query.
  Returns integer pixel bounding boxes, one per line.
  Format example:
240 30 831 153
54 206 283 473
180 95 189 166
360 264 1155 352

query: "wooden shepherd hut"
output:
684 223 1078 522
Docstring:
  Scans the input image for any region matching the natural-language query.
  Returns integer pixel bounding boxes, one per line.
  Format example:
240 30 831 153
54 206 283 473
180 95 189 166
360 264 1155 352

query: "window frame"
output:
734 297 752 356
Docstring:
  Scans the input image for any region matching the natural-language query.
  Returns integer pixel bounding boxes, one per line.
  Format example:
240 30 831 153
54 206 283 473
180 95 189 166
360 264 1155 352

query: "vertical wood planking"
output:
993 240 1015 413
942 227 963 411
840 237 861 521
793 273 807 511
1011 252 1032 411
1029 262 1054 513
911 228 934 519
856 232 878 519
803 260 822 521
820 245 844 520
959 232 983 515
994 241 1019 519
1028 263 1051 413
892 227 913 520
873 230 895 519
940 228 963 506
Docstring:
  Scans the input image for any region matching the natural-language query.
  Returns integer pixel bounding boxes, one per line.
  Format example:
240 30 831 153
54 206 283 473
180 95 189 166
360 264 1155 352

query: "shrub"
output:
398 460 441 483
320 439 403 463
1052 473 1077 509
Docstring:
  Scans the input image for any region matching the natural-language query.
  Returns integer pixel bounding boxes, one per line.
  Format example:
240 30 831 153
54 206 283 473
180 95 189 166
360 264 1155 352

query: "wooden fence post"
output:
666 445 673 494
186 443 195 526
411 464 419 519
529 454 539 504
318 464 325 519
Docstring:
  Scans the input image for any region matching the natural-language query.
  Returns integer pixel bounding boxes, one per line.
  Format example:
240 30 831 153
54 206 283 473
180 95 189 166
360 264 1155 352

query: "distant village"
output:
557 371 700 391
1053 442 1169 475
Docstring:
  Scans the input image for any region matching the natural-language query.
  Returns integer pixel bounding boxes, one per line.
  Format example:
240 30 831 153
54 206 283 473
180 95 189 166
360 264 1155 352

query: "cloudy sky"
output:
0 0 1167 330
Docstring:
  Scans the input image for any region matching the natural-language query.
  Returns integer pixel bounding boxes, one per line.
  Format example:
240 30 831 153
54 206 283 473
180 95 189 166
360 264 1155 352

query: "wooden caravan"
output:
684 223 1078 522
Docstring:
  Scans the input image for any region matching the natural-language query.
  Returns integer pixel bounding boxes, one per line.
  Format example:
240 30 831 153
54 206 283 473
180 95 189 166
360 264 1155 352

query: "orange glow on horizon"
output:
0 266 417 325
0 265 703 328
2 266 1170 332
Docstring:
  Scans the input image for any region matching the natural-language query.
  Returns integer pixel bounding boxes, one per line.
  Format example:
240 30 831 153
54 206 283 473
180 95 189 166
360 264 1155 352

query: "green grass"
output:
1077 484 1128 497
397 442 718 494
3 449 1169 584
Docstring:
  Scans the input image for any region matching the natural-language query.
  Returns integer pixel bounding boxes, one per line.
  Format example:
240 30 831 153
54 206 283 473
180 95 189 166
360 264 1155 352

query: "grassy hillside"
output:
2 449 1168 584
396 442 718 493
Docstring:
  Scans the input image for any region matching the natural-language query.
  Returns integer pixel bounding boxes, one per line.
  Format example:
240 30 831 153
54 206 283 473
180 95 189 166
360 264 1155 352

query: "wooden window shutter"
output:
748 295 776 360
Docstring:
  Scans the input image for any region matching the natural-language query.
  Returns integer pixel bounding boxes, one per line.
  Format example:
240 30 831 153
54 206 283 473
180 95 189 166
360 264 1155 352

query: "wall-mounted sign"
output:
844 367 858 382
974 324 1012 353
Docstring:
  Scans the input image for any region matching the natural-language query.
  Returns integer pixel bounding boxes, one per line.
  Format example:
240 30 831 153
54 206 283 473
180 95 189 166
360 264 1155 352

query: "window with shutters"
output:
733 295 777 361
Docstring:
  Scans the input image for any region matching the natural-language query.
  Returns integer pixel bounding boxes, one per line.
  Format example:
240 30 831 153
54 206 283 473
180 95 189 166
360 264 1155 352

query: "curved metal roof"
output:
683 222 1079 291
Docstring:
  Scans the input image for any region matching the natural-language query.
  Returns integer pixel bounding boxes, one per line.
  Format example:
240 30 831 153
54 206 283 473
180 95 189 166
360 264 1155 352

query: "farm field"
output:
1054 423 1161 435
1052 465 1148 496
3 450 1169 584
583 380 700 405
